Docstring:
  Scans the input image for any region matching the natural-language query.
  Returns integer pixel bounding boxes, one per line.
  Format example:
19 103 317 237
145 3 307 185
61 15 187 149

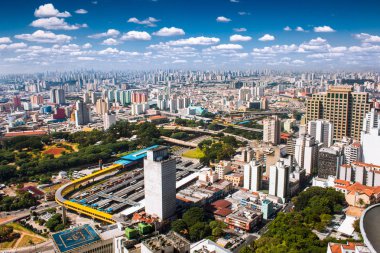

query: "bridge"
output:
160 136 198 148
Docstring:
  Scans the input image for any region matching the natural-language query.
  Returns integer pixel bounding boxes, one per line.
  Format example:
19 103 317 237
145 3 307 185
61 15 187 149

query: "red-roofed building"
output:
20 186 45 199
3 130 47 138
327 242 368 253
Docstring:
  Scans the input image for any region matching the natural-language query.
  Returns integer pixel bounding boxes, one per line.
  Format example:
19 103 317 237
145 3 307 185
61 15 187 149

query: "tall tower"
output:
269 159 290 202
74 100 90 127
307 120 333 147
263 116 281 145
243 160 262 192
144 146 176 220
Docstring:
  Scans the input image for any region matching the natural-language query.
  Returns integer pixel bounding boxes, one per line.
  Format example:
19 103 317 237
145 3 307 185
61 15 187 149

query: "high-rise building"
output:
338 162 380 187
269 159 290 202
263 116 281 145
317 147 343 179
307 119 333 147
30 95 44 106
50 89 65 105
95 99 109 115
103 113 116 130
12 95 21 108
361 108 380 165
306 86 371 141
243 160 262 192
294 134 320 175
74 100 90 127
144 146 176 220
344 141 362 164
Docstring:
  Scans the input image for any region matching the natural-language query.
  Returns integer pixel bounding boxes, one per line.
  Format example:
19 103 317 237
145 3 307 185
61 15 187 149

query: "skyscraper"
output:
144 146 176 220
103 113 116 130
74 100 90 127
50 88 66 105
294 134 320 175
269 159 290 202
317 147 343 179
263 116 281 145
306 86 371 141
243 160 262 192
95 99 109 115
307 119 333 147
361 108 380 165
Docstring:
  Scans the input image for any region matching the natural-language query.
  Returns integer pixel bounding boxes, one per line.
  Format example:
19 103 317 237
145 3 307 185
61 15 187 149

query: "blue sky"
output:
0 0 379 73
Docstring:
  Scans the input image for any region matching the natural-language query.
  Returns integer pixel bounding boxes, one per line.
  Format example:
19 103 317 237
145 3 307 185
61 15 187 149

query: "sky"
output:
0 0 379 73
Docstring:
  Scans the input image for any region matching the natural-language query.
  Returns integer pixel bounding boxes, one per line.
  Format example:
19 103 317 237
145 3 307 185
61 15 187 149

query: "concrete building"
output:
269 159 290 202
141 231 190 253
338 162 380 187
263 116 281 145
306 86 371 141
317 147 343 179
294 134 320 175
215 161 232 180
96 98 109 115
344 141 362 164
144 146 176 220
50 88 66 105
74 100 90 127
307 119 333 147
361 108 380 165
243 160 262 192
103 113 116 130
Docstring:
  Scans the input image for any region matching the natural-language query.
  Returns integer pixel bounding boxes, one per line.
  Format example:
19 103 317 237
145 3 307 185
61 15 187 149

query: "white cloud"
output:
210 44 243 50
120 31 151 41
259 34 275 41
355 33 380 43
165 36 220 46
77 57 94 61
230 34 252 42
102 38 120 45
75 9 88 14
295 26 305 32
0 43 27 50
292 59 305 65
15 30 72 43
230 0 239 2
314 26 335 32
284 26 292 31
153 27 185 36
98 47 119 55
31 17 87 30
88 29 120 39
216 16 231 23
127 17 159 27
82 43 92 49
34 3 71 18
172 59 187 63
0 37 12 44
238 12 250 16
233 28 247 32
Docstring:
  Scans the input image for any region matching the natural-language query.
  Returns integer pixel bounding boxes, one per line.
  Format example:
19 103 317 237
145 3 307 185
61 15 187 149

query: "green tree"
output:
189 222 211 241
171 219 188 234
183 207 205 227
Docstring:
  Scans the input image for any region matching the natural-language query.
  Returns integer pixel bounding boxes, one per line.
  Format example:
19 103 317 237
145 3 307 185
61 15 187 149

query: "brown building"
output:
306 86 371 141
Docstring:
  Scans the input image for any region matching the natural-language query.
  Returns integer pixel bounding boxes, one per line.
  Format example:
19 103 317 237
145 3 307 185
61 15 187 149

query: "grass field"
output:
182 148 205 159
17 234 45 248
0 238 18 249
8 223 33 233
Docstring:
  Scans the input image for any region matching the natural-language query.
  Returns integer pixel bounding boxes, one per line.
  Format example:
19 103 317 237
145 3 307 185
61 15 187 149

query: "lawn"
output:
0 238 18 249
8 223 33 233
182 148 205 159
17 234 45 248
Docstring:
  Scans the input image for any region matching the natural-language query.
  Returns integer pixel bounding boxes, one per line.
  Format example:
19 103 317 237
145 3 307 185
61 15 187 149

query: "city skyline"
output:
0 0 379 73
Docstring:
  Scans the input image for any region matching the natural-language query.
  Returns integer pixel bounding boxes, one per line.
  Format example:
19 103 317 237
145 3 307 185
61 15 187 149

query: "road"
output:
0 201 58 226
1 240 55 253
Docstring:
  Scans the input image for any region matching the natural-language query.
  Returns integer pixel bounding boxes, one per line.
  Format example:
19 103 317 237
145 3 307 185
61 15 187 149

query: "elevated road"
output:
160 136 198 148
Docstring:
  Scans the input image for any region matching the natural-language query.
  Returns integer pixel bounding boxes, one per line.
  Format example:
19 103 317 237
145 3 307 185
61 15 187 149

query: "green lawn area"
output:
8 223 33 233
182 148 205 159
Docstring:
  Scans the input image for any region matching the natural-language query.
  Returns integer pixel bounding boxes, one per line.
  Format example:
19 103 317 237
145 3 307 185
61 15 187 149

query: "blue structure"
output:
113 160 133 166
119 145 159 161
51 224 101 253
261 199 274 220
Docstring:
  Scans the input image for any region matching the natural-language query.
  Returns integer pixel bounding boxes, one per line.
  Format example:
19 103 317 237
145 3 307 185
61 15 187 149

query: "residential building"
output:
263 116 281 145
144 146 176 220
294 134 320 175
215 161 232 180
361 108 380 165
141 231 190 253
50 88 66 105
306 86 371 141
223 173 243 187
344 141 362 164
243 160 262 192
269 159 290 202
96 98 109 115
318 147 344 179
74 100 90 127
327 242 369 253
338 162 380 187
307 119 333 147
344 182 380 207
103 113 116 130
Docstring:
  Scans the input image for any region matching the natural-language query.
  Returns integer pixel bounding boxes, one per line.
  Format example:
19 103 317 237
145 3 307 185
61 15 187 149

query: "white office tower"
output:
294 134 320 175
263 116 281 145
169 99 177 113
361 108 380 165
50 88 65 105
307 120 333 147
74 100 90 127
144 146 176 220
251 86 264 99
269 159 290 202
343 141 362 164
103 113 116 130
243 160 262 192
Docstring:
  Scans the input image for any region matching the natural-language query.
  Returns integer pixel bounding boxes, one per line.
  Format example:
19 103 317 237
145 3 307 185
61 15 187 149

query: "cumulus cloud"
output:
355 33 380 43
77 57 94 61
292 59 305 65
259 34 275 41
82 43 92 49
127 17 159 27
295 26 305 32
98 47 120 55
15 30 72 43
88 29 120 39
34 3 71 18
0 43 27 50
102 38 120 45
216 16 231 23
234 28 247 32
284 26 292 31
0 37 12 44
153 27 185 36
230 34 252 42
172 59 187 63
314 26 335 32
165 36 220 46
31 17 87 30
120 31 151 41
75 9 88 14
210 44 243 50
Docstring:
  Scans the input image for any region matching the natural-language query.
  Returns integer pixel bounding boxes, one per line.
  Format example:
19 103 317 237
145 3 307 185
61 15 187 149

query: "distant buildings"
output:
263 115 281 145
103 113 116 130
95 98 109 115
144 146 176 220
50 88 66 105
74 100 90 127
361 108 380 165
306 86 371 141
141 231 190 253
307 119 333 147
